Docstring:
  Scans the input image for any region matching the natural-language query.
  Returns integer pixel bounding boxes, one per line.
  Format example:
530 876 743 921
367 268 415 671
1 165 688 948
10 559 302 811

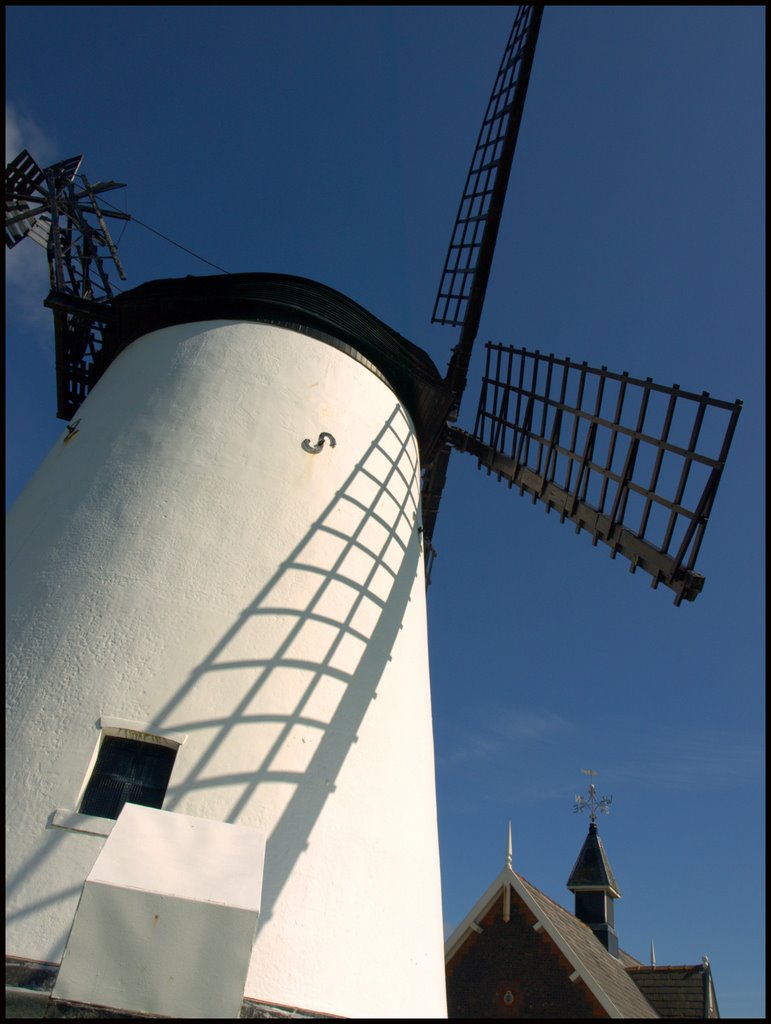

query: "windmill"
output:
5 6 744 1021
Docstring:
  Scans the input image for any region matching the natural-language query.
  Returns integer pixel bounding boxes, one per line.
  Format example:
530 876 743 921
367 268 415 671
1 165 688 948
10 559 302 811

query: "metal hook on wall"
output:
63 420 81 444
301 432 337 455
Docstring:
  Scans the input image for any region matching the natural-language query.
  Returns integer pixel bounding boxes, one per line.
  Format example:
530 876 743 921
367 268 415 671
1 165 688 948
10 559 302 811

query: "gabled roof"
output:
445 865 657 1018
627 964 719 1019
567 822 621 897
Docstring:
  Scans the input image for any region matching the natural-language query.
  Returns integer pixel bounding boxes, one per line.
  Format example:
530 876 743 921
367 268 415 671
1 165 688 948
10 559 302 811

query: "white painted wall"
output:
5 319 447 1018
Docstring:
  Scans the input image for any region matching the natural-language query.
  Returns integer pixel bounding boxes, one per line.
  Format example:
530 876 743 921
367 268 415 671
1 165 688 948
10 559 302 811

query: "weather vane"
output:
573 769 612 823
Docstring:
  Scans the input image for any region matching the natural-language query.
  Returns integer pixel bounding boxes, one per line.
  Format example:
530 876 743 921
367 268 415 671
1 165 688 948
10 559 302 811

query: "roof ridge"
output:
627 964 706 973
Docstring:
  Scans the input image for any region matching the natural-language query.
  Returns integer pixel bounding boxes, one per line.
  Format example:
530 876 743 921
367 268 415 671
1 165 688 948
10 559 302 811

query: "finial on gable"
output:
505 821 512 870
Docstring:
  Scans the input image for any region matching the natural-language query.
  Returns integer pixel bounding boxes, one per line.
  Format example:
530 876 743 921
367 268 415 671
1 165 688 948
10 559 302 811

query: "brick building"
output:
445 824 719 1018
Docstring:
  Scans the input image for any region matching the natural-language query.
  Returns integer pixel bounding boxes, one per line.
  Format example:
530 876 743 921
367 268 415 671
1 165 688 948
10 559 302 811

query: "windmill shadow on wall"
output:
149 405 423 928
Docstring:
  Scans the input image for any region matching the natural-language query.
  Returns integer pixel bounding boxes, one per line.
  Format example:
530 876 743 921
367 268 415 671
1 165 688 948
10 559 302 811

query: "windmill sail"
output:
422 5 544 562
453 344 742 604
433 5 543 394
420 5 741 602
5 150 83 249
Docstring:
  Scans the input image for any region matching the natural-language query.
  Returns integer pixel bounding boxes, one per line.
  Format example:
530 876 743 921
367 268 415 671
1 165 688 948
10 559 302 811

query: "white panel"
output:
52 805 264 1017
87 803 265 910
53 885 258 1018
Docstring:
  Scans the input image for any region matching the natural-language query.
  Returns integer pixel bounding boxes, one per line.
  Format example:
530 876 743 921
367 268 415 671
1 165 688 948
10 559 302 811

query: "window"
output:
79 735 177 820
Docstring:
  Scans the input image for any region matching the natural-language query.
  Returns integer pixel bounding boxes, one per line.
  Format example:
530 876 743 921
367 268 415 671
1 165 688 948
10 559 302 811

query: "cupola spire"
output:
567 771 621 956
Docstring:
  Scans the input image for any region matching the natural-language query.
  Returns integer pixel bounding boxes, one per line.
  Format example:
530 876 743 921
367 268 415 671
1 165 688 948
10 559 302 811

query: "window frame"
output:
50 717 187 837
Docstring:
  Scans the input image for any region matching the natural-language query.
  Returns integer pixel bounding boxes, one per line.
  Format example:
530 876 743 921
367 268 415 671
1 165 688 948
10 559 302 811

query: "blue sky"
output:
6 6 764 1017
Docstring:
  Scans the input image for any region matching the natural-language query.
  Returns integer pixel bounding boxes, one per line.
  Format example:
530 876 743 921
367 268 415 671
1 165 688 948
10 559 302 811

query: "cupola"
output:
568 772 621 957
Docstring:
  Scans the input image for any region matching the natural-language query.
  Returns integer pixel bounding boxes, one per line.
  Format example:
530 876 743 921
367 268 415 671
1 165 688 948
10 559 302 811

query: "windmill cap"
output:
105 272 454 460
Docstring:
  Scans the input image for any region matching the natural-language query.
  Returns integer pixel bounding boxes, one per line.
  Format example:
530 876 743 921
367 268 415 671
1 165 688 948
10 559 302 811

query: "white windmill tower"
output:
6 6 740 1019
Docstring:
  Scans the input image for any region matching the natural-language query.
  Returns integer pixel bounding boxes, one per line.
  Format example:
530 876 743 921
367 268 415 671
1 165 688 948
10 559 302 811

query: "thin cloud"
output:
6 234 54 339
6 101 56 165
438 709 574 767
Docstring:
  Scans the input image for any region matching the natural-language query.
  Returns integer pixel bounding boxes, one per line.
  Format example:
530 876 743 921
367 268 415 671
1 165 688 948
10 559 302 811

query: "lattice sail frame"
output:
420 6 543 572
452 344 742 604
432 5 542 342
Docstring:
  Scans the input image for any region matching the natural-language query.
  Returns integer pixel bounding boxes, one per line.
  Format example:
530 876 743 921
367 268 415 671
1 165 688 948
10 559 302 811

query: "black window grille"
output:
79 735 176 820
